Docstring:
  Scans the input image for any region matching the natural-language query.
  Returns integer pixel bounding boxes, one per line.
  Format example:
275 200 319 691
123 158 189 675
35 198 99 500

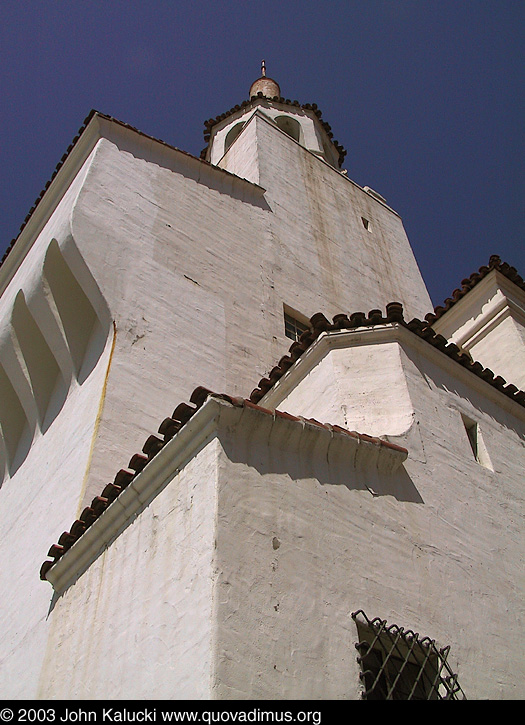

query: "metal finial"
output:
261 60 266 77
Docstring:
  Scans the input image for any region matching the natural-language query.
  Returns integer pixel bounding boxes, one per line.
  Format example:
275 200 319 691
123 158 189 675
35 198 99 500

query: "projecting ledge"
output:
226 398 409 475
43 395 407 594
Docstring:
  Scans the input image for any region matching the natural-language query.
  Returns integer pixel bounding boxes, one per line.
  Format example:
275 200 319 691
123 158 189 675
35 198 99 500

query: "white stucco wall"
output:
5 108 513 701
37 434 221 700
0 338 113 699
35 397 406 701
209 101 338 168
432 270 525 389
211 341 524 700
468 314 525 390
217 115 261 186
59 116 432 515
35 359 524 701
261 328 415 437
238 113 433 323
0 146 115 699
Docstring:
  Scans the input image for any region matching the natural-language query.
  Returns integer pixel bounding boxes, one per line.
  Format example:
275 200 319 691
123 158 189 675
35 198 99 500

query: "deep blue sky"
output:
1 0 523 308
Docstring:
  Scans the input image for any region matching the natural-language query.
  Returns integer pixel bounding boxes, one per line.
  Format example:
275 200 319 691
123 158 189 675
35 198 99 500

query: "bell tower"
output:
200 64 433 323
203 63 346 176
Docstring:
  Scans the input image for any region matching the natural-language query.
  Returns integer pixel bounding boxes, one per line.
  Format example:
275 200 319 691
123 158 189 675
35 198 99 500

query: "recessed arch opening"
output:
274 115 302 143
11 291 67 432
43 239 108 384
224 122 245 153
0 360 32 475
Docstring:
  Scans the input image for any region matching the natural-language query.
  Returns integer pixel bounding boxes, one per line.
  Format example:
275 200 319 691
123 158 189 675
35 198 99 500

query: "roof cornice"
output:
249 302 525 410
40 391 408 590
0 110 101 292
200 93 348 168
426 255 525 325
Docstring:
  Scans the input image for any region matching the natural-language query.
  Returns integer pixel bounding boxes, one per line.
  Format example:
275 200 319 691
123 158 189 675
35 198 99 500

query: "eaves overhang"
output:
431 267 525 342
40 391 408 592
249 303 525 412
0 111 102 294
262 322 525 422
219 108 400 216
426 255 525 325
200 93 348 168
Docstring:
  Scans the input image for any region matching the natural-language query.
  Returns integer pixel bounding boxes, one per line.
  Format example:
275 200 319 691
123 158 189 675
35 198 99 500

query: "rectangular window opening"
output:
461 414 493 470
284 309 310 343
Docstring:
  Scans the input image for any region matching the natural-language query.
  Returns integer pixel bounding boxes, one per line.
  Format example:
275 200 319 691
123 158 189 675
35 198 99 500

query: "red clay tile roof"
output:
425 255 524 324
200 92 348 168
5 98 345 273
39 389 407 582
248 301 525 408
39 299 525 583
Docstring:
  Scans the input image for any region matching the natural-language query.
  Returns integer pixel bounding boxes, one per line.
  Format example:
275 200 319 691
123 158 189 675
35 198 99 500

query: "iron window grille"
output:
352 610 466 700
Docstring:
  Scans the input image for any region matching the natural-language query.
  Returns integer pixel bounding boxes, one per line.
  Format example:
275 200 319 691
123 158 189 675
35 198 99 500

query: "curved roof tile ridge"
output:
39 385 221 581
39 301 524 582
248 302 525 408
39 387 407 582
425 255 525 324
200 94 347 168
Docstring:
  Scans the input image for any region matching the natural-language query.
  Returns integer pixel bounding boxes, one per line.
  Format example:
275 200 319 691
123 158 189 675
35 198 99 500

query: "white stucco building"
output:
1 69 524 701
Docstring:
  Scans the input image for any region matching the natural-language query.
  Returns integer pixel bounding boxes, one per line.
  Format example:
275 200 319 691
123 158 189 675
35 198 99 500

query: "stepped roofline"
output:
40 388 408 589
200 64 347 167
40 300 524 588
249 302 525 409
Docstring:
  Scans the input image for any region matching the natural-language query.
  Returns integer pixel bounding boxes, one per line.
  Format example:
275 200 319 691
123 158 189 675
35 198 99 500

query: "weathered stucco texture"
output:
432 270 525 390
35 339 525 700
1 98 522 701
211 340 524 700
65 116 432 515
37 436 220 700
0 149 114 699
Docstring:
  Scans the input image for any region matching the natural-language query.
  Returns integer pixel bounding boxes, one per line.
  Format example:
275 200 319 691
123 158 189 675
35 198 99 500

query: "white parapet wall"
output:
432 269 525 390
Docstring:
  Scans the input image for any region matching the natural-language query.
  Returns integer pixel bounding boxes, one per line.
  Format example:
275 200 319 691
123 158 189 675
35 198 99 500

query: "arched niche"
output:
274 115 302 143
321 135 337 166
11 291 67 432
224 122 245 153
43 239 108 384
0 360 32 474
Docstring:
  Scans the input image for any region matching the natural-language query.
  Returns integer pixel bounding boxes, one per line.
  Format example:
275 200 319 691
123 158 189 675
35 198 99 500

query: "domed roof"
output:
249 60 281 99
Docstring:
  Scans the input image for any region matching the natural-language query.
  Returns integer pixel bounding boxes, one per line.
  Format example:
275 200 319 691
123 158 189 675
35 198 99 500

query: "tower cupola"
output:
201 64 347 172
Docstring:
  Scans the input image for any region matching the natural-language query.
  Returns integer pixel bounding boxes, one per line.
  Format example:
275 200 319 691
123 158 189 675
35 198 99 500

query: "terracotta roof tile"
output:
425 255 525 324
37 294 525 583
249 301 525 409
39 386 407 582
1 109 97 269
1 110 264 272
200 94 347 168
